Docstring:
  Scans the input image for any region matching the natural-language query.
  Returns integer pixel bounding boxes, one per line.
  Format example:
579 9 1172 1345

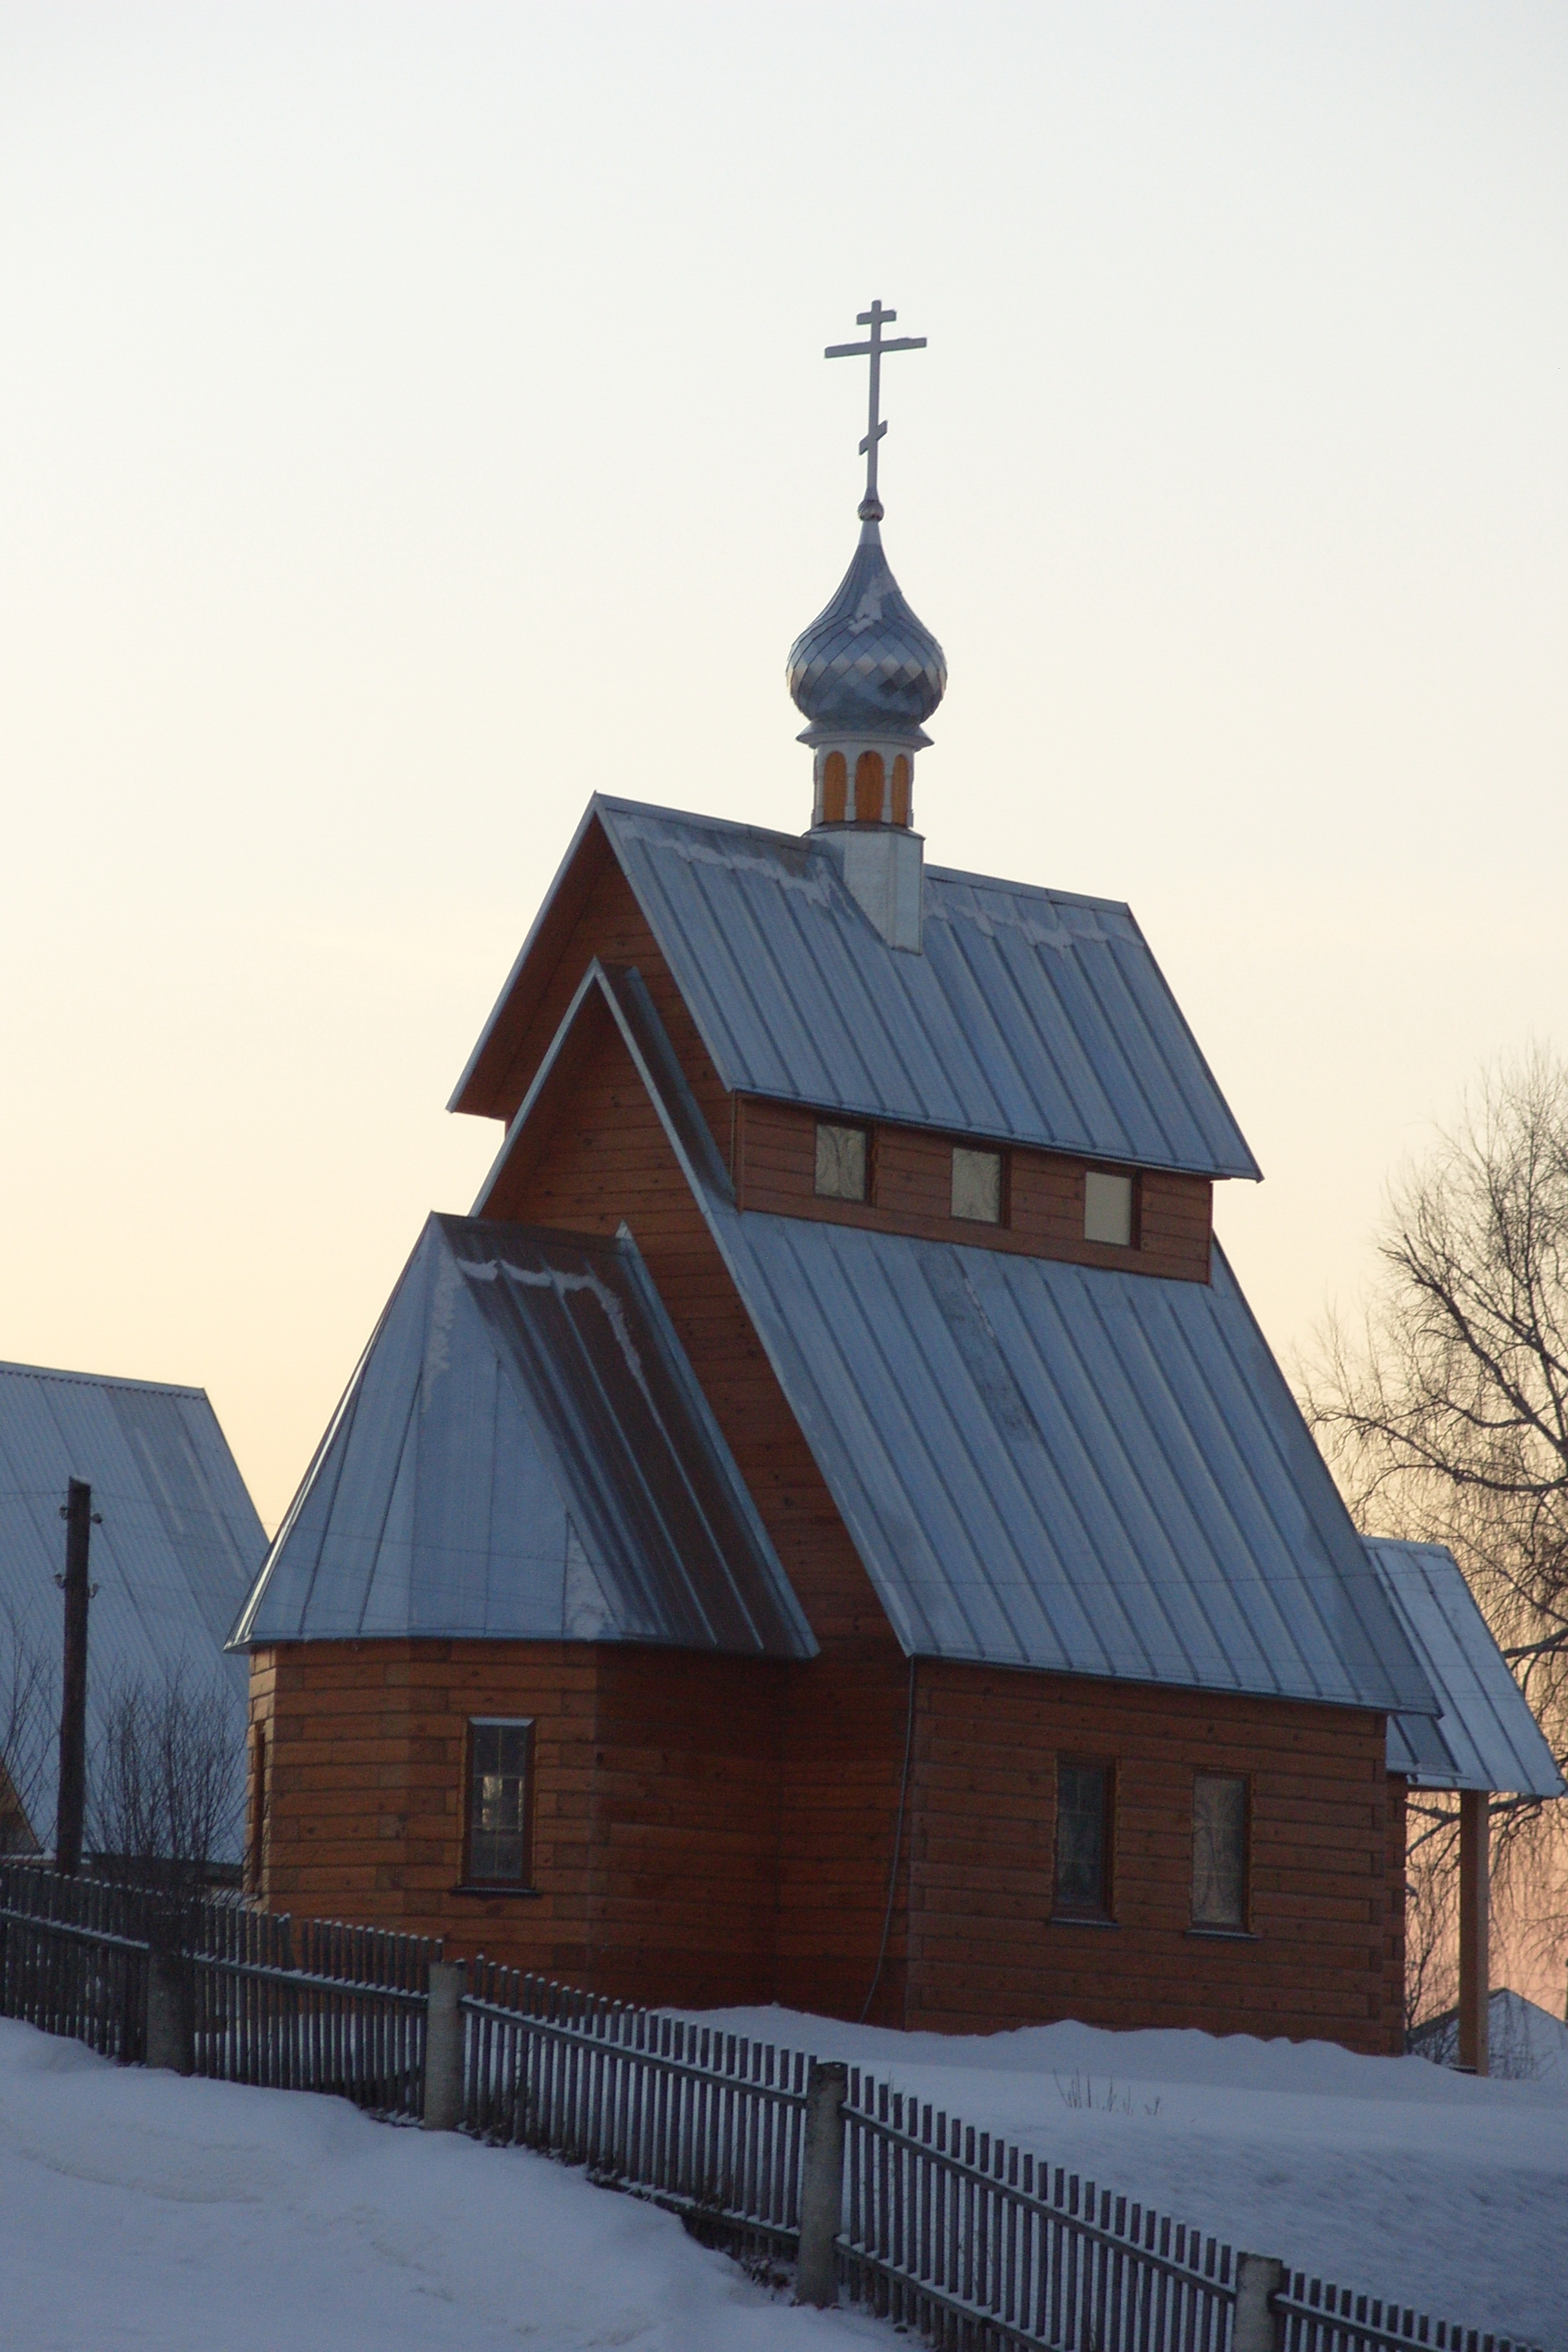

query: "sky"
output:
2 2 1566 1535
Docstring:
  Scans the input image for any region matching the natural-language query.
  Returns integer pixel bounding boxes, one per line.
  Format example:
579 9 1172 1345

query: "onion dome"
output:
787 514 947 739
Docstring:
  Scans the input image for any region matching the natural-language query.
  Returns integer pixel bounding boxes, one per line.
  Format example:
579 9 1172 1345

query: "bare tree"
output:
88 1663 244 1897
1304 1049 1568 2010
0 1595 54 1857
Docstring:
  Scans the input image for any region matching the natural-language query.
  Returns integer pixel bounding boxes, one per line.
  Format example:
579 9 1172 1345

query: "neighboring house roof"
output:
476 963 1437 1716
232 1215 814 1660
1370 1539 1565 1797
0 1360 264 1856
453 798 1262 1182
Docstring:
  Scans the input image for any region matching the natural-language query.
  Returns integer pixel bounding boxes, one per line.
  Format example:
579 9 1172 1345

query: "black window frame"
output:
1052 1756 1115 1921
461 1716 536 1892
814 1119 872 1204
1190 1770 1251 1933
1083 1165 1141 1250
951 1142 1008 1227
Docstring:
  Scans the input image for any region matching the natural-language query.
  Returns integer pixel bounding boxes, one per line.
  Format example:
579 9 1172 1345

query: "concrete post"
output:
143 1950 193 2075
422 1959 466 2132
795 2060 847 2309
1233 2253 1285 2352
1457 1788 1490 2075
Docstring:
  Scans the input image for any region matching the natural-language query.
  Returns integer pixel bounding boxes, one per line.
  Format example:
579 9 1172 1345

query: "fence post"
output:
1234 2253 1285 2352
144 1950 193 2075
796 2059 847 2308
423 1959 466 2131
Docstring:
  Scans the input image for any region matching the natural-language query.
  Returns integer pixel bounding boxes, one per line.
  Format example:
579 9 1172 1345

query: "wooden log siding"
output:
732 1096 1213 1280
905 1663 1402 2055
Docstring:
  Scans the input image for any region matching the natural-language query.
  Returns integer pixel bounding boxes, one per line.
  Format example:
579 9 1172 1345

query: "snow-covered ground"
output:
681 1998 1568 2349
3 2003 1564 2351
0 2019 882 2352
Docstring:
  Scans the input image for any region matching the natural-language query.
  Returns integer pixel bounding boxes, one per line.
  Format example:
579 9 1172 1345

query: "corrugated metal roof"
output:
1370 1540 1565 1797
0 1360 264 1857
493 964 1433 1714
453 798 1261 1181
233 1216 814 1659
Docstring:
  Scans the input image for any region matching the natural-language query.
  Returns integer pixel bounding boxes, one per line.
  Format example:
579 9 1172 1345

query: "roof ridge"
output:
0 1358 208 1400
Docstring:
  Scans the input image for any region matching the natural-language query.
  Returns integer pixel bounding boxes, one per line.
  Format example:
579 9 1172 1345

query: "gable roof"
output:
0 1360 263 1855
477 964 1436 1716
1371 1539 1565 1797
232 1215 814 1658
453 797 1260 1182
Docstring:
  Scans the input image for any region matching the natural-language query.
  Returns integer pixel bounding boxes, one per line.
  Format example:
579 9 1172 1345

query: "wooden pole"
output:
54 1478 95 1877
1456 1787 1490 2075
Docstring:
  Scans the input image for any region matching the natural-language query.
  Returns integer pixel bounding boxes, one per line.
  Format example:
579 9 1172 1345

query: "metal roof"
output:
453 798 1261 1182
483 964 1433 1714
233 1215 813 1658
0 1360 263 1857
1370 1540 1565 1797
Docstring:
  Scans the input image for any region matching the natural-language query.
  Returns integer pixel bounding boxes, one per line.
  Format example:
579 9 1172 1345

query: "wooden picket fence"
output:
0 1864 1545 2352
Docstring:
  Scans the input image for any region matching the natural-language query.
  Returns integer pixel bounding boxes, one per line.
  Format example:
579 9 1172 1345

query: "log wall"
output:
734 1097 1212 1280
905 1662 1404 2055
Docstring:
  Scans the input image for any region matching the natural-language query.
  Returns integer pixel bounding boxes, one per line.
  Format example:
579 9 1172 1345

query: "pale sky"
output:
3 3 1565 1534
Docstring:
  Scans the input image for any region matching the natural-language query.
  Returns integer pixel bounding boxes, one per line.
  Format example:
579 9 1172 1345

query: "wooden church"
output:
232 309 1559 2053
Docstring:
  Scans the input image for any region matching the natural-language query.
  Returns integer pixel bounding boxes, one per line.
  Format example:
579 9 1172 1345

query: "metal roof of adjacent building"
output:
453 798 1261 1182
0 1360 264 1857
232 1215 814 1659
1371 1539 1565 1797
479 963 1434 1715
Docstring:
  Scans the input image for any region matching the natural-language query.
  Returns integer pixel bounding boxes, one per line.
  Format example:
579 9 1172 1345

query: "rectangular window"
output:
952 1145 1003 1224
1191 1773 1248 1929
244 1724 268 1896
1054 1760 1113 1917
815 1121 868 1202
1084 1169 1135 1247
466 1717 534 1887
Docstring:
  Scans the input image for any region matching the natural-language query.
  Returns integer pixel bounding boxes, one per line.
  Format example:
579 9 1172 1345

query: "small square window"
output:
816 1122 868 1202
1192 1772 1248 1929
952 1146 1003 1224
1054 1760 1113 1917
1084 1170 1135 1248
466 1717 534 1886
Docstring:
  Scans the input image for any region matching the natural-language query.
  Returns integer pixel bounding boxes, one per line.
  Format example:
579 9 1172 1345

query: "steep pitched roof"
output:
476 965 1436 1715
232 1216 813 1658
1371 1539 1565 1797
0 1360 262 1856
453 798 1260 1181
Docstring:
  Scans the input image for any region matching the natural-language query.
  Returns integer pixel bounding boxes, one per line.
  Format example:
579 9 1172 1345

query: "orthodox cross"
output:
825 299 926 518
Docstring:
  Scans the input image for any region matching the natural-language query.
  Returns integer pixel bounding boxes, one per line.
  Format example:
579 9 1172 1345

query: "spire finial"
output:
825 299 926 521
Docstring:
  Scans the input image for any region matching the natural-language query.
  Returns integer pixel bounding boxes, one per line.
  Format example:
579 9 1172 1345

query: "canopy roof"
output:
453 798 1260 1181
1373 1540 1565 1797
232 1215 812 1658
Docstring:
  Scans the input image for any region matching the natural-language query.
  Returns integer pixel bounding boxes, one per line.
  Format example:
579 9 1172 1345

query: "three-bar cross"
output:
825 299 926 518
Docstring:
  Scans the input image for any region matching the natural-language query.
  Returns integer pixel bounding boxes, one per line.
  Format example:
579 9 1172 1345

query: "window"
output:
952 1146 1003 1224
1054 1760 1113 1918
816 1121 868 1202
1191 1773 1248 1930
244 1725 267 1896
466 1718 534 1887
1084 1169 1135 1248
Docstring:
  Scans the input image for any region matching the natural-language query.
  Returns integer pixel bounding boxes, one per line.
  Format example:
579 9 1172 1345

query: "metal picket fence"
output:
0 1863 1546 2352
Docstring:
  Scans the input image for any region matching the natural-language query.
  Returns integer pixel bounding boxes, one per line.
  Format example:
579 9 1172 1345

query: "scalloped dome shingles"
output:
787 520 946 734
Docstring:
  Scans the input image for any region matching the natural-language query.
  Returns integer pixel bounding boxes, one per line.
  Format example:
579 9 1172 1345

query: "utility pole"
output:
54 1478 97 1876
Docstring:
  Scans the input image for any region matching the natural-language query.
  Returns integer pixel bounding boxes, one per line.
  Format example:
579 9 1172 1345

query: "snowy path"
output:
0 2020 882 2352
683 2003 1568 2349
